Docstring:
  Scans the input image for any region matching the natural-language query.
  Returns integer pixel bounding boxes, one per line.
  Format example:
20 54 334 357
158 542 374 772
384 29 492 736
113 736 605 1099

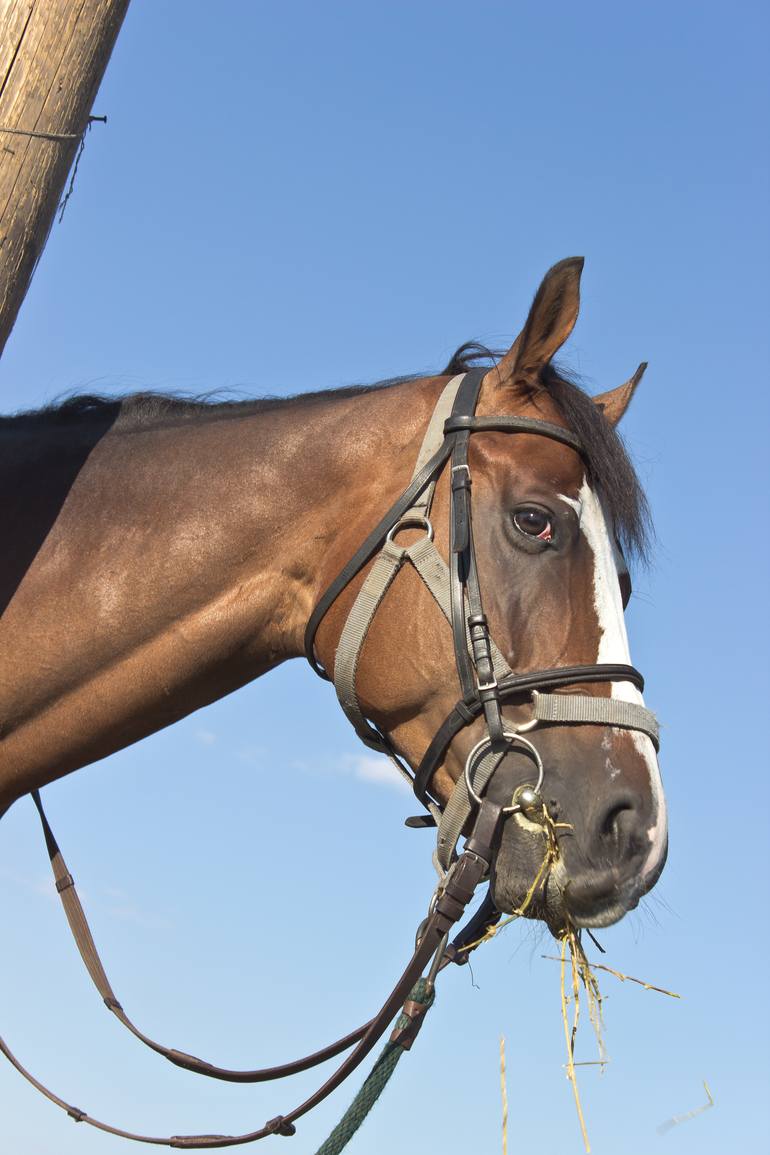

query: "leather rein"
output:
3 368 660 1147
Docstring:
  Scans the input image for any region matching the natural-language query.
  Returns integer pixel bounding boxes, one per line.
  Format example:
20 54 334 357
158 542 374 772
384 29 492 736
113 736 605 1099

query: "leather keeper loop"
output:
265 1116 297 1137
451 471 471 491
454 700 475 725
435 892 465 923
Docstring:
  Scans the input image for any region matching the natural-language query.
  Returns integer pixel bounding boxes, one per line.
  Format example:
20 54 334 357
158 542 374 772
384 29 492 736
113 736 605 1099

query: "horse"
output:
0 256 667 1144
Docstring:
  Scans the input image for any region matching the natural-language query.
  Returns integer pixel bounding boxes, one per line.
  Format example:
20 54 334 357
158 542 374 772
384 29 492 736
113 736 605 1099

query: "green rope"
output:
313 978 435 1155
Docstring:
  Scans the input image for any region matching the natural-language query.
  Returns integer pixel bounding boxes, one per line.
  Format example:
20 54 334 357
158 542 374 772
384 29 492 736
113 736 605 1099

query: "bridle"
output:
4 368 660 1148
305 367 659 874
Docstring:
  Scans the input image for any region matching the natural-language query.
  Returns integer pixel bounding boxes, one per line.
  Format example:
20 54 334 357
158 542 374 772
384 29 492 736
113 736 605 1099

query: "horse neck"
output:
93 375 444 670
245 374 444 658
0 376 446 803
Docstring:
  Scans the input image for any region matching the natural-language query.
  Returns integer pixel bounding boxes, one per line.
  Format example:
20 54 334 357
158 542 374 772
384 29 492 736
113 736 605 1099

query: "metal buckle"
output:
475 675 498 694
385 514 434 543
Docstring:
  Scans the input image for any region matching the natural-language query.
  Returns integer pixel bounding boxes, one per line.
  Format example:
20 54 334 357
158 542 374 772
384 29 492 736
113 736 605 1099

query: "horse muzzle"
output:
486 747 668 931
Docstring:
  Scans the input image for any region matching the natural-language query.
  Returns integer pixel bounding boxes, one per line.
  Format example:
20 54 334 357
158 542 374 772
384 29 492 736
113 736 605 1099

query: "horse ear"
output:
489 256 584 388
593 362 647 426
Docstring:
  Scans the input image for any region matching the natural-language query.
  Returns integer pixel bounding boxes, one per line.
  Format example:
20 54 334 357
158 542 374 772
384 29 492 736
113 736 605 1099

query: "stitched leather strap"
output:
12 793 501 1147
31 791 373 1083
443 413 584 454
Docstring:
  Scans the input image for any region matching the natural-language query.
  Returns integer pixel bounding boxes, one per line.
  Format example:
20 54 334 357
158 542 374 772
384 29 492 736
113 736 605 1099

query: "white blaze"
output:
560 483 667 878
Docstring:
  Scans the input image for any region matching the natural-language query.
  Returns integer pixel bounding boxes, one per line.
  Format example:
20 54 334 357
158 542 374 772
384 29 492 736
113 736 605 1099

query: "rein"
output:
3 369 660 1149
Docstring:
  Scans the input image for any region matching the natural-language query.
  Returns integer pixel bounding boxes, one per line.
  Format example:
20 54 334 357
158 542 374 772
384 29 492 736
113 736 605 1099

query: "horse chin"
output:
491 856 641 938
545 861 641 931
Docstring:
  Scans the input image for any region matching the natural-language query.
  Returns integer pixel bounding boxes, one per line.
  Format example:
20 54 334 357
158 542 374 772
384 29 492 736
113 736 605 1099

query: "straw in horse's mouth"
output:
491 800 640 934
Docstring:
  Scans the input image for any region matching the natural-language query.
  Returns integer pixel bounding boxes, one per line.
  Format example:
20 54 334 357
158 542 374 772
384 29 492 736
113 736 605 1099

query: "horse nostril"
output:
599 797 637 853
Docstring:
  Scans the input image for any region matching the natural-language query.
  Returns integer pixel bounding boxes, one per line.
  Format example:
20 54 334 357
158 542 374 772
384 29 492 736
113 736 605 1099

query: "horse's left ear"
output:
487 256 584 390
593 362 647 426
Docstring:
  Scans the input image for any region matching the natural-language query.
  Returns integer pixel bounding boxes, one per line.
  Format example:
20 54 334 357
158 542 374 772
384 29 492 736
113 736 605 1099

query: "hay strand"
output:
541 956 680 1000
500 1037 508 1155
560 936 592 1153
657 1081 714 1135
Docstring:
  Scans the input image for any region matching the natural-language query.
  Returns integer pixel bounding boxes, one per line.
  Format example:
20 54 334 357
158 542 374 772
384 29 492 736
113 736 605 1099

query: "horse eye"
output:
513 508 553 542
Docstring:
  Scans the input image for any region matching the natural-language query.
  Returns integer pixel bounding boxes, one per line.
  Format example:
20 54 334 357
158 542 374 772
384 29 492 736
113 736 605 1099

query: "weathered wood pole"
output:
0 0 130 358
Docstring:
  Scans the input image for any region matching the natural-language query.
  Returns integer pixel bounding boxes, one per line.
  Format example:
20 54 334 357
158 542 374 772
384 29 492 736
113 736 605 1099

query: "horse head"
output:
314 257 667 934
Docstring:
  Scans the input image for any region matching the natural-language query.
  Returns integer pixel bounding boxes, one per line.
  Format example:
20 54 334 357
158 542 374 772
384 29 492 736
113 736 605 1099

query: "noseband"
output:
305 368 659 871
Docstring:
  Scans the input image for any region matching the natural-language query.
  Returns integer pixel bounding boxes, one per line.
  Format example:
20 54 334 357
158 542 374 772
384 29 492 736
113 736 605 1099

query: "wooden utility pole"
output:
0 0 130 358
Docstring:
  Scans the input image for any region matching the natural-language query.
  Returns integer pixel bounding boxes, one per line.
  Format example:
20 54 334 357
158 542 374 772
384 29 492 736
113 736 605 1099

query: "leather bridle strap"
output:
29 790 372 1083
311 366 660 887
444 412 585 451
6 792 503 1147
306 368 662 889
308 365 658 812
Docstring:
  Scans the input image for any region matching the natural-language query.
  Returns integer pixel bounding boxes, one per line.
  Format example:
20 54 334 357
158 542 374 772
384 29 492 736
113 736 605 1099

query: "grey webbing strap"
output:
333 376 467 747
406 537 511 682
406 374 465 518
333 534 509 744
533 692 660 749
435 748 503 873
332 528 511 824
334 539 407 745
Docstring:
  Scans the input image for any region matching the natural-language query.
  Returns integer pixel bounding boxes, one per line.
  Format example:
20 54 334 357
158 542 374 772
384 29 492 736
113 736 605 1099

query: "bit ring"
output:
464 732 545 814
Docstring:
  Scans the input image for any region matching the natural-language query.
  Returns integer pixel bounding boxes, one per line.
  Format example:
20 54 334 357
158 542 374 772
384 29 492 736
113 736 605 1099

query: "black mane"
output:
2 342 650 560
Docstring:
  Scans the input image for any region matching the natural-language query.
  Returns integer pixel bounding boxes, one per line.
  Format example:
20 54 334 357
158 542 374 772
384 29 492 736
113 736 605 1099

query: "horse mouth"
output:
493 860 642 937
489 803 664 936
536 865 641 935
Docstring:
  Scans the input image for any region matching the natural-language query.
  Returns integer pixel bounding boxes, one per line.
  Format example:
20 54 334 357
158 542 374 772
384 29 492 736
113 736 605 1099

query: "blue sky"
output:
1 2 768 1152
